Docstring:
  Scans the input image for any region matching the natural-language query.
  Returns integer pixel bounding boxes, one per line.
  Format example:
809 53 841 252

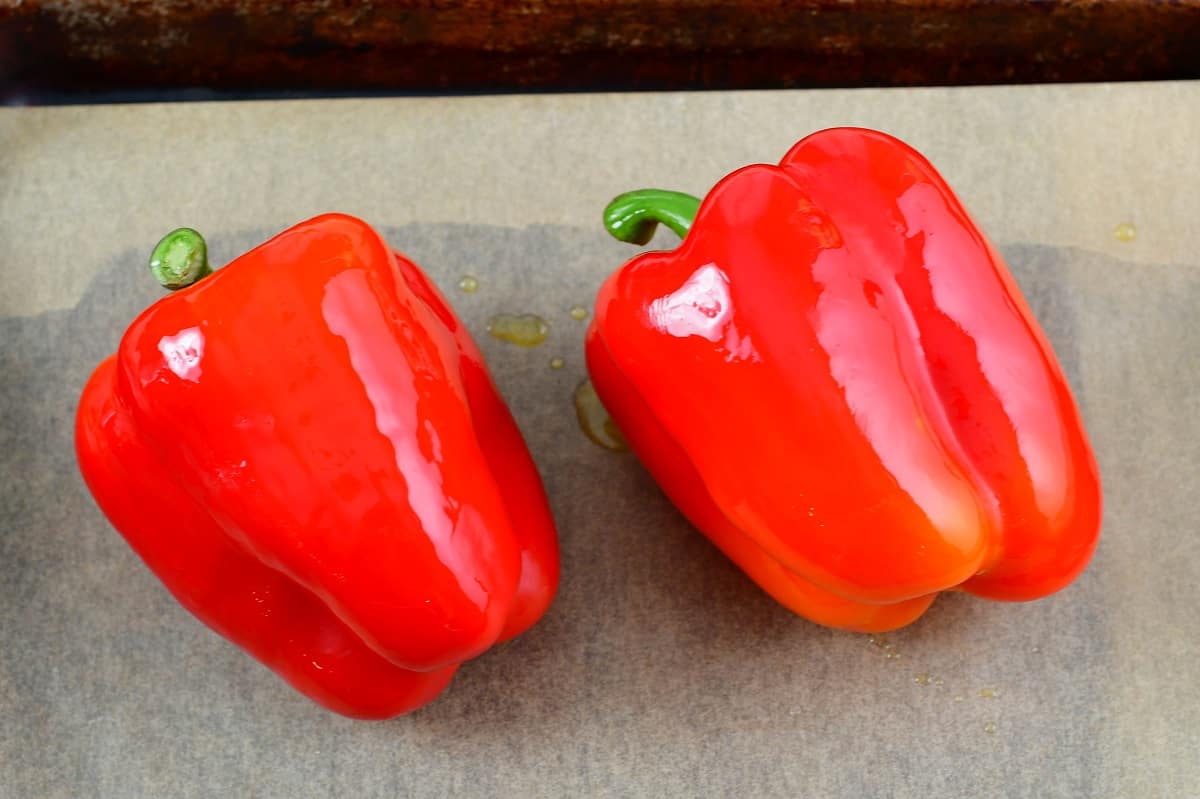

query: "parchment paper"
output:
2 82 1198 798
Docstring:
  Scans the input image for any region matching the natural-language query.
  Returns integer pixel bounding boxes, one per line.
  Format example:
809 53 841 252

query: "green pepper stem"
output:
603 189 701 245
149 228 212 290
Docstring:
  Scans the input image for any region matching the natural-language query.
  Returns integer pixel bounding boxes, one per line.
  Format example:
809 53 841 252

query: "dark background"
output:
3 0 1199 105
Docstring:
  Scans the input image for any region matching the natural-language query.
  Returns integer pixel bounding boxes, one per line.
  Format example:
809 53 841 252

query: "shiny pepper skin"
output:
75 214 559 718
587 127 1102 632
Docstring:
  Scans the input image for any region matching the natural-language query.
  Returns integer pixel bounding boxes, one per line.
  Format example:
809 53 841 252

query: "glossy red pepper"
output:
75 214 559 718
588 127 1101 632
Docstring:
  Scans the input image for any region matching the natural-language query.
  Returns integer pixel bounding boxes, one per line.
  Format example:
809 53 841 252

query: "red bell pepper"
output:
588 127 1101 632
75 214 559 718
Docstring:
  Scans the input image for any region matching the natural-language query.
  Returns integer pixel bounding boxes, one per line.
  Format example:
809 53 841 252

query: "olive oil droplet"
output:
569 304 589 321
487 313 549 347
457 275 480 293
549 356 565 370
978 687 997 699
953 695 965 703
869 634 900 660
913 673 931 686
1113 222 1136 242
983 722 996 735
574 379 627 451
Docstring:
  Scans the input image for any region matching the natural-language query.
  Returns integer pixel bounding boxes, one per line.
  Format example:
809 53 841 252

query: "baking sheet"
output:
2 82 1198 797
